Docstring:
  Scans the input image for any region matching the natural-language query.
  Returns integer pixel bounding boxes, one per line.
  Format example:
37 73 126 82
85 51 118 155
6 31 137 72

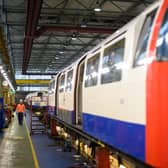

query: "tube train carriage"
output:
26 91 48 109
48 1 168 167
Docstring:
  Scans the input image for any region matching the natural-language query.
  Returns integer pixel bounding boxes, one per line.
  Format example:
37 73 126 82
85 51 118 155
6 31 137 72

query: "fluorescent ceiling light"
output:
1 69 5 73
72 37 77 40
94 0 102 12
94 7 102 12
80 24 87 28
59 51 64 54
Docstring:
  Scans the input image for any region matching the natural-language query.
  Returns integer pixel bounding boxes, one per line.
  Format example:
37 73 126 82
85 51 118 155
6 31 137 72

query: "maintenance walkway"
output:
0 113 36 168
0 111 81 168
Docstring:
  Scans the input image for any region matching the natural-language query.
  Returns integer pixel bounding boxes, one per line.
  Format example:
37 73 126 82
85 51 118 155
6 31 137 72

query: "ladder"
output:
30 99 48 135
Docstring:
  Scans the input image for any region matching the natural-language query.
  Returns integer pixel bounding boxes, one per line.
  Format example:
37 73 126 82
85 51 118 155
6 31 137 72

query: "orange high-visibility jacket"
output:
16 104 25 113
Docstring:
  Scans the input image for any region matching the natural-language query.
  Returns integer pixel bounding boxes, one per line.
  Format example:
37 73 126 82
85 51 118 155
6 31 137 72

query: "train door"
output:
56 76 60 116
55 75 59 116
75 60 85 127
57 73 65 120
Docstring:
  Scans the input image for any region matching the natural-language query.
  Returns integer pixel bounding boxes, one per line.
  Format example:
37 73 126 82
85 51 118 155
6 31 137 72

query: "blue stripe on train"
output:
82 113 145 161
32 105 47 108
48 106 56 115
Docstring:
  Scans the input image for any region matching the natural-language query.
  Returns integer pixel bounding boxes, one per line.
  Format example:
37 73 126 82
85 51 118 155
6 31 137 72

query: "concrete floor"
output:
0 111 88 168
26 110 82 168
0 114 35 168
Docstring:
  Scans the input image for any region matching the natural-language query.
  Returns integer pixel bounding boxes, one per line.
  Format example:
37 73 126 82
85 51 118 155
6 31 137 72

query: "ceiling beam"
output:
22 0 43 74
14 47 80 52
11 41 96 46
35 26 114 38
16 79 50 85
25 72 57 75
10 34 106 39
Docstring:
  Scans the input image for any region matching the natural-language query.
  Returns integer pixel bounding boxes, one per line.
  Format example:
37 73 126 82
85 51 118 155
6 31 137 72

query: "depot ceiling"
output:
0 0 154 75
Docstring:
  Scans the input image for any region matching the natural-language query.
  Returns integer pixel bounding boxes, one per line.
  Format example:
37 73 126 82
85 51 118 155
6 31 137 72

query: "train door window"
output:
156 8 168 61
85 53 100 87
53 80 55 89
101 39 125 84
59 75 65 92
65 69 73 92
49 82 52 92
51 80 55 93
134 10 157 66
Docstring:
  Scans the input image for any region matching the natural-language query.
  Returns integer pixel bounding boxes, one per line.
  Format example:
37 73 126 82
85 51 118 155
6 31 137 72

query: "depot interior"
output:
0 0 157 168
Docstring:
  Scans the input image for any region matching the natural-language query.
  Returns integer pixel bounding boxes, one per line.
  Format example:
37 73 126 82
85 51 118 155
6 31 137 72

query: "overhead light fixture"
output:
0 65 3 70
1 69 5 73
94 0 102 12
71 33 77 40
72 37 77 40
80 20 87 28
55 57 59 60
0 69 15 91
3 73 7 77
59 51 64 54
80 24 87 28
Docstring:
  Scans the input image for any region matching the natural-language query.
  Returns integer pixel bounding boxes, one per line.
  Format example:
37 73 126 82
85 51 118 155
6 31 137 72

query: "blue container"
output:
0 98 4 129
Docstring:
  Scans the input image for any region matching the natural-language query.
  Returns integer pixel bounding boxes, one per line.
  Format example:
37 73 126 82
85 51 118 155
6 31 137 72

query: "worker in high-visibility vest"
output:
16 99 25 125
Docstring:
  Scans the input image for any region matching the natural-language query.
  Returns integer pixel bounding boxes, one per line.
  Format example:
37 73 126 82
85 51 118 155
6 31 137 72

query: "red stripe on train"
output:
146 0 168 167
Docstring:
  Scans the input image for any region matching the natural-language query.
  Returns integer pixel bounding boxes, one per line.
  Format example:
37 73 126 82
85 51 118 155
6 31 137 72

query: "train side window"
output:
65 70 73 92
59 75 65 92
101 39 125 84
156 8 168 61
85 53 100 87
134 10 157 66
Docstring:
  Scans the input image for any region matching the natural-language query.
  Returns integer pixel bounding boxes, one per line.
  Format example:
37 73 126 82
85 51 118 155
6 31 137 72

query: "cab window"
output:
59 75 65 92
65 70 73 92
134 10 157 66
101 39 125 84
156 8 168 61
85 53 100 87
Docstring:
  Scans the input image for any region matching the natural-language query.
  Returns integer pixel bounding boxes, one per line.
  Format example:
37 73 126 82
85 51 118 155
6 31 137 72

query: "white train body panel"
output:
82 20 147 125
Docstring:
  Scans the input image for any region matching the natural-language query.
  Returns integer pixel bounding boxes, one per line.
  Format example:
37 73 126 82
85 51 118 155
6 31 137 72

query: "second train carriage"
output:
48 0 168 167
26 91 48 110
